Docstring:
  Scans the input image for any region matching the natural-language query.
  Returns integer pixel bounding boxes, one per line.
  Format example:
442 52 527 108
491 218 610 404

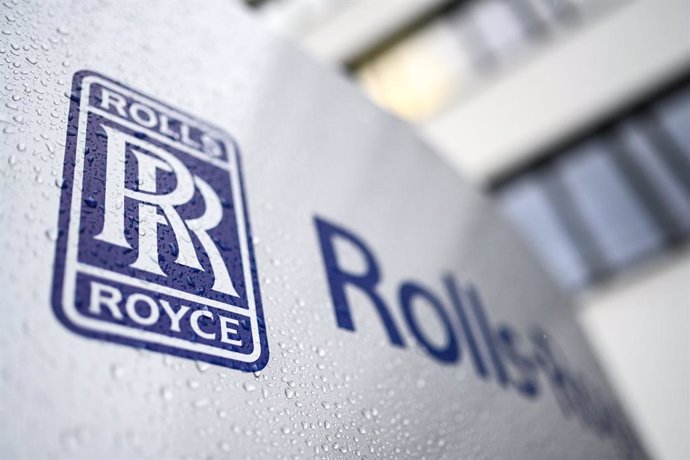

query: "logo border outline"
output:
51 69 269 372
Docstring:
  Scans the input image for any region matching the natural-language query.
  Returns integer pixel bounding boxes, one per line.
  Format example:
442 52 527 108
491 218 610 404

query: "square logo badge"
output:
52 70 268 371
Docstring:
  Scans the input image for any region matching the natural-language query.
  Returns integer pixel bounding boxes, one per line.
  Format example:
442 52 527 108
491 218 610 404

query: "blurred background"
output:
240 1 689 458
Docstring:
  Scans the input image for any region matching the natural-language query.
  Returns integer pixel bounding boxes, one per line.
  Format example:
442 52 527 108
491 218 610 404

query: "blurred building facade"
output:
244 1 690 458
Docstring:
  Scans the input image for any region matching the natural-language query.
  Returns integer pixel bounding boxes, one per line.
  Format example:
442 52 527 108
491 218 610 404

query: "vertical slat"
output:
539 169 610 283
605 131 688 246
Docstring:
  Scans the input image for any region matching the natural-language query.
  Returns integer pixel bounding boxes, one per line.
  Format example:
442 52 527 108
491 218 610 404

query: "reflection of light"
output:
356 24 469 121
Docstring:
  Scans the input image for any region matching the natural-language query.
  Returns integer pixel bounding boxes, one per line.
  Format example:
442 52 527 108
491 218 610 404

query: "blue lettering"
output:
444 275 489 378
399 281 460 364
314 216 643 456
314 216 405 346
496 325 539 398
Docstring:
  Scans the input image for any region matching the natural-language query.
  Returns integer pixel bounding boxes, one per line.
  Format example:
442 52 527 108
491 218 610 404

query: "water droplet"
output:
242 382 256 393
195 361 210 373
45 228 58 241
110 364 125 380
284 388 294 399
84 196 97 208
159 386 173 401
193 399 209 408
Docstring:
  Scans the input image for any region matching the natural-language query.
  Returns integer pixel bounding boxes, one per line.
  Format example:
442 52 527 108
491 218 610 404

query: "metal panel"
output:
0 2 644 458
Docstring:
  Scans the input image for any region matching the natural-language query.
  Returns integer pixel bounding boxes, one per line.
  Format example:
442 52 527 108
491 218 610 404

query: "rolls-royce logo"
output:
52 70 268 371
